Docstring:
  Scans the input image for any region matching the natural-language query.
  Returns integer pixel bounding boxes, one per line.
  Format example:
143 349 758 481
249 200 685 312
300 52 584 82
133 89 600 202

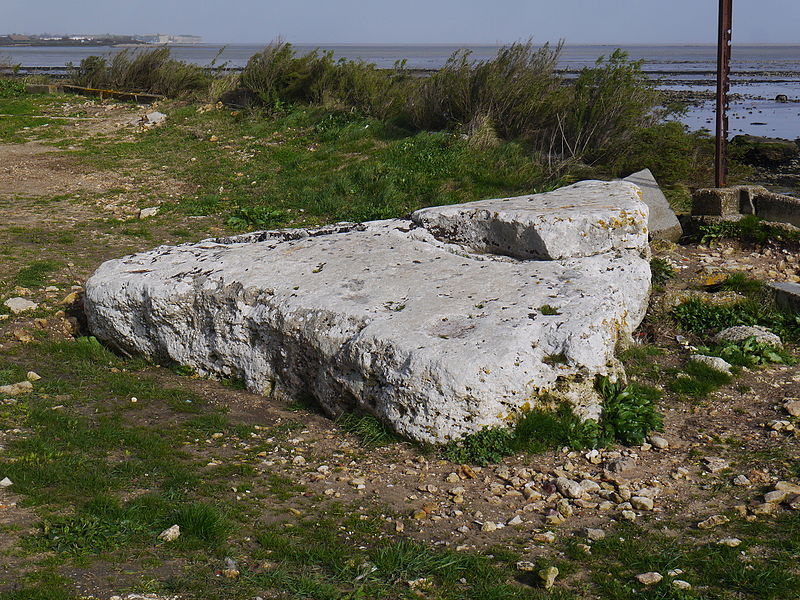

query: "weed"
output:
649 257 674 286
713 272 764 294
596 378 663 446
336 412 398 447
226 206 290 229
539 304 561 315
671 297 800 342
699 336 795 368
171 502 231 546
442 427 515 466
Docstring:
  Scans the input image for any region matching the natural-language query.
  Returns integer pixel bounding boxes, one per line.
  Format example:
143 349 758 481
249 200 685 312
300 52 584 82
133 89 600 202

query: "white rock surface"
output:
85 181 651 444
411 180 648 260
689 354 733 374
3 297 38 314
714 325 782 348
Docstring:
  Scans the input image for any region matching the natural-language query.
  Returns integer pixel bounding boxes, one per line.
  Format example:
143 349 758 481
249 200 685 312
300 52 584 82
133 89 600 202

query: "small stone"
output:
555 477 584 499
533 531 556 543
516 560 536 572
698 514 729 529
622 510 637 521
585 527 605 541
0 381 33 396
292 455 307 466
158 524 180 542
714 325 782 348
412 509 427 520
605 456 636 475
702 457 730 473
576 543 592 554
718 537 741 547
764 490 791 504
732 475 751 486
445 472 461 483
785 401 800 417
690 354 733 374
635 572 662 586
0 477 13 487
61 291 80 305
631 496 654 511
4 297 38 314
138 207 159 219
507 515 523 526
667 569 684 577
648 435 669 449
751 503 776 516
480 521 497 532
672 580 692 590
538 566 559 590
672 467 690 480
26 371 41 382
579 479 601 494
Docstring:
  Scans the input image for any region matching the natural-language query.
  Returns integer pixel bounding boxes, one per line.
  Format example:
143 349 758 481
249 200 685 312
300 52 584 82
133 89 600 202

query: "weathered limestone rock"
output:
623 169 683 242
714 325 782 348
85 181 651 444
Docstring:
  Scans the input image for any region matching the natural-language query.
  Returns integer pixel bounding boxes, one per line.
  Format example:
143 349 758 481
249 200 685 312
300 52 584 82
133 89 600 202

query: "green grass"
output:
14 260 61 288
650 257 675 286
335 412 398 447
671 297 800 342
669 359 733 400
443 378 663 465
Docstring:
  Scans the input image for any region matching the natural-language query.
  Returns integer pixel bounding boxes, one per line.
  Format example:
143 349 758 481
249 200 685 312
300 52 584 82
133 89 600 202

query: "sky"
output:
4 0 800 45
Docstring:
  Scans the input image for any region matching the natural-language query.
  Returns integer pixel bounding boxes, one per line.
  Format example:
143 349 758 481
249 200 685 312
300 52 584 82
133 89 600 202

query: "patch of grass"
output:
669 359 733 399
0 79 27 98
539 304 561 315
699 214 800 245
171 502 231 547
649 257 675 286
14 259 61 288
714 272 764 294
336 412 398 447
444 378 663 464
0 571 78 600
671 297 800 342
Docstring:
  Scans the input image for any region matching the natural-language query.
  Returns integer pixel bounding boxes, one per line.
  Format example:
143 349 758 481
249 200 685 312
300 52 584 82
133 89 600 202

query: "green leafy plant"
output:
539 304 561 315
699 214 800 245
671 297 800 342
595 377 663 446
699 336 796 368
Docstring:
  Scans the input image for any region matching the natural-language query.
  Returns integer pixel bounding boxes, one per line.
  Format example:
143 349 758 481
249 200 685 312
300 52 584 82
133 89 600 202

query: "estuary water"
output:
2 43 799 138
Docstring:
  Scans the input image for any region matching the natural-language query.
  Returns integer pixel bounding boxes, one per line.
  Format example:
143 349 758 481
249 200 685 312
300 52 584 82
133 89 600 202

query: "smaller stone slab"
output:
770 282 800 313
411 180 647 260
623 169 683 242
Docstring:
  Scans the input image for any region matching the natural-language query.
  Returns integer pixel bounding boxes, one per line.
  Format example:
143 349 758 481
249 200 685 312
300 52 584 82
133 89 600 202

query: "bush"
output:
71 48 209 97
554 49 659 163
408 40 564 141
0 78 26 98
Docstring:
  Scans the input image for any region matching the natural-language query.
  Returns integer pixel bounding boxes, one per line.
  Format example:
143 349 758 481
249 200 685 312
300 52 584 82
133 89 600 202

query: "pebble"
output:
631 496 654 511
157 524 180 542
585 527 606 541
648 435 669 449
538 566 559 589
785 400 800 417
635 572 663 585
702 457 730 473
698 514 730 529
481 521 498 532
0 381 33 396
533 531 556 543
732 475 751 486
0 477 13 487
672 580 692 590
621 510 637 521
516 560 535 572
26 371 41 382
555 477 584 499
718 537 741 547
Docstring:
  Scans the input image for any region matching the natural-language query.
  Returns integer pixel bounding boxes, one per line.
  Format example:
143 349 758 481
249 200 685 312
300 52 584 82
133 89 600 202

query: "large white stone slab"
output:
85 181 651 444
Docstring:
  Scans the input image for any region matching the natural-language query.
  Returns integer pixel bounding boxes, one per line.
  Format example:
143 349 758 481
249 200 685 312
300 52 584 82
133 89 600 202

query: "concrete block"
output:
770 282 800 313
623 169 683 241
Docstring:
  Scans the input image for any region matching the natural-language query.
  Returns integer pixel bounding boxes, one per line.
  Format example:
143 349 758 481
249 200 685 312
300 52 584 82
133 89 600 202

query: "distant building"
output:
147 34 202 44
9 34 31 41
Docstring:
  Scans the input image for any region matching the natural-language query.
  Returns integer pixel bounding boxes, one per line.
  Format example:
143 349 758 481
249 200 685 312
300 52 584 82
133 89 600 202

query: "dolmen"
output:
85 180 651 444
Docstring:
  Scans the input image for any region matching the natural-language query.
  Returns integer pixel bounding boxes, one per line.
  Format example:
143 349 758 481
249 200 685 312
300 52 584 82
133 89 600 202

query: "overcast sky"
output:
5 0 800 45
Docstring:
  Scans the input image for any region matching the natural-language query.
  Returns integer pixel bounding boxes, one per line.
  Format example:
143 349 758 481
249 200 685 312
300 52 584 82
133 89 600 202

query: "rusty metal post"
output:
715 0 733 187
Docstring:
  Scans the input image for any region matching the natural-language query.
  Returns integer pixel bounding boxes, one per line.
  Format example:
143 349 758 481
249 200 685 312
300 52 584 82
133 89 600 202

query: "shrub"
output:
0 78 26 98
71 48 209 97
554 49 659 163
408 40 564 141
